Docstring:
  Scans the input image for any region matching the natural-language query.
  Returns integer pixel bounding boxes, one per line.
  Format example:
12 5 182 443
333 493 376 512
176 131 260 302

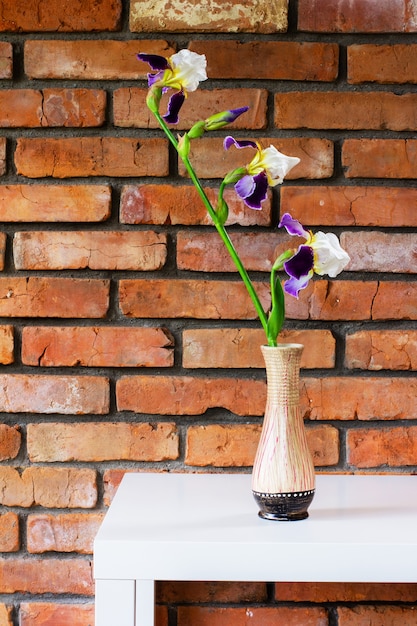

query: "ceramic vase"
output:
252 343 315 521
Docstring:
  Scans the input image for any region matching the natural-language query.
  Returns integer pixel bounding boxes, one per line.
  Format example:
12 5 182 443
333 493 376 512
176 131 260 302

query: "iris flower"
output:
137 49 207 124
278 213 350 297
224 136 300 209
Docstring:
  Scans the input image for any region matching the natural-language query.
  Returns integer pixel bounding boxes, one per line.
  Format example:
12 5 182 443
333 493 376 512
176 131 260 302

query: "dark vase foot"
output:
253 489 315 521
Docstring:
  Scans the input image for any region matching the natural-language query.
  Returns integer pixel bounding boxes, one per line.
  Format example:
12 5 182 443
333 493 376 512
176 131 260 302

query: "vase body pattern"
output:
252 344 315 521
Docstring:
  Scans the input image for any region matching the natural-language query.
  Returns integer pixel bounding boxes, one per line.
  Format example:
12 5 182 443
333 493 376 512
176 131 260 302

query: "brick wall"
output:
0 0 417 624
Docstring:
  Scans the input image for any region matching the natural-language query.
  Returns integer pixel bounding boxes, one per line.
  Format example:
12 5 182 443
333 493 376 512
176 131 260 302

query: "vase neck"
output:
261 344 303 406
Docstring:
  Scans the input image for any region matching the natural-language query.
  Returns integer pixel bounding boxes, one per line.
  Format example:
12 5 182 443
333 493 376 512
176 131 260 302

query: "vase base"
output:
253 489 315 522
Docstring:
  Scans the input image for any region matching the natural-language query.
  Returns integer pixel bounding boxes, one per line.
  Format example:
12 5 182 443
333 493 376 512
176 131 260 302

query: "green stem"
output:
154 110 269 337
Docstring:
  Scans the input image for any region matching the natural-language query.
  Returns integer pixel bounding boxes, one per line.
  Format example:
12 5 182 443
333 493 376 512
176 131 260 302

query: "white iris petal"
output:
310 232 350 277
258 146 300 186
169 50 207 92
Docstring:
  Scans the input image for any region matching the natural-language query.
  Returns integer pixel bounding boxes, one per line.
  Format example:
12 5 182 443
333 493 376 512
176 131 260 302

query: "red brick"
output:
0 89 105 127
0 138 6 175
0 0 121 31
178 606 328 625
15 137 168 178
27 513 103 554
22 326 174 368
340 232 417 273
275 582 417 602
338 605 417 625
343 139 417 178
0 325 14 364
120 184 271 226
14 231 167 270
280 186 417 227
348 44 417 84
0 558 93 595
114 87 267 129
27 422 179 462
0 374 109 414
182 329 335 369
0 277 109 318
0 424 21 460
348 426 417 468
302 377 417 421
372 282 417 320
0 42 12 78
185 424 338 467
189 40 338 81
157 581 267 603
180 137 333 179
0 604 12 626
25 40 175 79
345 330 417 371
0 513 19 552
119 279 271 321
20 603 94 626
275 91 417 130
117 375 265 416
0 184 111 222
298 0 416 32
131 0 288 33
0 232 5 270
0 466 97 508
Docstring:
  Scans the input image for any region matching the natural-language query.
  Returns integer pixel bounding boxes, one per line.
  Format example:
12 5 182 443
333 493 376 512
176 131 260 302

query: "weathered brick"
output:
343 139 417 178
0 325 14 364
182 329 335 369
114 88 267 129
0 138 6 175
15 137 168 178
302 378 417 421
158 581 268 604
348 44 417 84
117 375 265 416
0 466 97 508
345 330 417 371
275 582 417 602
0 89 105 127
0 558 93 595
0 0 121 31
25 40 175 79
27 513 103 554
120 184 271 226
0 513 19 552
0 277 109 318
0 184 111 222
0 425 21 460
340 232 417 273
185 424 338 467
0 232 5 271
0 42 12 78
131 0 288 33
275 92 417 130
0 374 109 414
298 0 417 32
14 231 167 270
372 282 417 320
0 604 12 626
189 41 338 81
180 137 333 180
280 186 417 227
178 606 328 625
119 279 271 321
27 422 179 462
22 326 174 368
338 605 417 625
20 603 94 626
348 426 417 468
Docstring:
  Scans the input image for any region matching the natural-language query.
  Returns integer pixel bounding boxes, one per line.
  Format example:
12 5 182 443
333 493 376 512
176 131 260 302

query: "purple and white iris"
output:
137 49 207 124
224 136 300 209
278 213 350 298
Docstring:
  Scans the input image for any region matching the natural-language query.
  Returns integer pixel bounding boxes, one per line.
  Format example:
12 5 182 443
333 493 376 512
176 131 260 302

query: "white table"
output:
94 472 417 626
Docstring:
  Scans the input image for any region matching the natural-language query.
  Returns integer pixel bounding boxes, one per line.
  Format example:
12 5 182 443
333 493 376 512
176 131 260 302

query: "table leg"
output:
135 579 155 626
96 579 135 626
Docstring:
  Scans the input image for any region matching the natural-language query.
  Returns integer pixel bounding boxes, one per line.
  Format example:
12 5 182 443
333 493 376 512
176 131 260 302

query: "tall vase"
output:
252 344 315 521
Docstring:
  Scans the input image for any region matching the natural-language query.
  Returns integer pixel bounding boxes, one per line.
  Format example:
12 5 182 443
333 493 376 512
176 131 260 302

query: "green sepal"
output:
266 273 285 347
223 167 247 185
178 133 191 159
146 86 163 115
216 197 229 226
187 120 206 139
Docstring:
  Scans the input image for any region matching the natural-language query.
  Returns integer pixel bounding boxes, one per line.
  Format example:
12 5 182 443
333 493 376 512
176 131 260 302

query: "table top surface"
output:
94 473 417 583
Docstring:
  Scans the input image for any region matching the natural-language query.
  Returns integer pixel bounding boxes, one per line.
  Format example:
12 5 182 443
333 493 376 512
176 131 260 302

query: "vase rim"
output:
262 343 304 350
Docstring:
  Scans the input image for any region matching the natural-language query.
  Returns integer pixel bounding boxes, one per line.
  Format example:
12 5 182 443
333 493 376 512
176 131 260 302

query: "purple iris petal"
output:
283 274 312 298
137 53 169 71
163 91 185 124
279 212 309 238
235 172 268 210
224 107 249 122
284 245 314 280
224 135 257 151
147 70 165 88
